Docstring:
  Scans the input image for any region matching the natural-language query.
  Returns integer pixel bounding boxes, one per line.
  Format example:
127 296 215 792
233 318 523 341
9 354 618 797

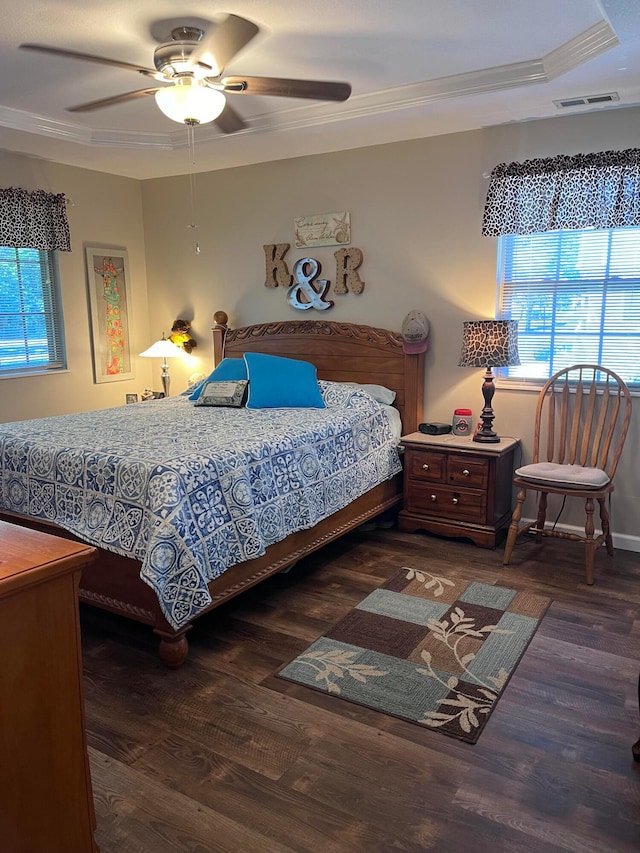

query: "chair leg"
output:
503 488 526 565
584 496 596 585
535 492 548 541
598 497 614 556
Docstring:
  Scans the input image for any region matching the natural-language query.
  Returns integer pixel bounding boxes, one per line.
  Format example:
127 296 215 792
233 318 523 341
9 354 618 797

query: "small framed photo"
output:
125 393 139 404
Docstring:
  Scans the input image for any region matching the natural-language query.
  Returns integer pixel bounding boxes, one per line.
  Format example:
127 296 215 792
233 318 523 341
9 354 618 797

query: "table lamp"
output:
457 319 520 443
139 333 185 397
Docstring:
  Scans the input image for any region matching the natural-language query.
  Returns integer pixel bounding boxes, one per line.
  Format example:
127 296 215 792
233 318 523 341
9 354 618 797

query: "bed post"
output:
212 311 229 366
403 352 424 435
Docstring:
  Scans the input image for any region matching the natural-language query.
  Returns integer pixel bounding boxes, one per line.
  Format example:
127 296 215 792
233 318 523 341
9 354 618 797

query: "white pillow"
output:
349 383 397 405
515 462 610 489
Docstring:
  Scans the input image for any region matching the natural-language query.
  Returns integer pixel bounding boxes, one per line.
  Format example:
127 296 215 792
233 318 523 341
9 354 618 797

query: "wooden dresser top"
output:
0 520 96 594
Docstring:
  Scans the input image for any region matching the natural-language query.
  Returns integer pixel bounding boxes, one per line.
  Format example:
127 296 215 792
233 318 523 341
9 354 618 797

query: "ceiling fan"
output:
19 13 352 133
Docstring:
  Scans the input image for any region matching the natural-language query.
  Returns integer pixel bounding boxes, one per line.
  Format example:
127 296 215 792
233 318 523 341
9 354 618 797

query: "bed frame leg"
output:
154 625 191 668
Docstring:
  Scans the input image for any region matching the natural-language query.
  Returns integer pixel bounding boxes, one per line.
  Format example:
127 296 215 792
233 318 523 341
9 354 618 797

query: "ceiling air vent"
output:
554 92 620 109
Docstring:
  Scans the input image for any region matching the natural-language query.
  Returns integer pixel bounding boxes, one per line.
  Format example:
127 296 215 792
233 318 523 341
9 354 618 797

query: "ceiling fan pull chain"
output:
186 121 200 254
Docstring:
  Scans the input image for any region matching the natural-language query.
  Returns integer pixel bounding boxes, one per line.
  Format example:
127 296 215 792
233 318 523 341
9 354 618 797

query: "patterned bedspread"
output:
0 382 401 628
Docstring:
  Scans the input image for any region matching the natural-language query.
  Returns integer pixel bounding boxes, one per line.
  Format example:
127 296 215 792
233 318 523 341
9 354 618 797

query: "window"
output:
497 227 640 390
0 246 66 375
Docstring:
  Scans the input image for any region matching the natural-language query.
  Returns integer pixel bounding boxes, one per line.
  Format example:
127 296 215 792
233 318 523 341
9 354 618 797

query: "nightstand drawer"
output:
407 450 445 483
407 483 486 522
446 455 489 488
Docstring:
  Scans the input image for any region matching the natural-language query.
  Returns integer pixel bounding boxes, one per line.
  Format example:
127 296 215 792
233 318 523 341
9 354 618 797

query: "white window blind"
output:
497 227 640 389
0 246 66 374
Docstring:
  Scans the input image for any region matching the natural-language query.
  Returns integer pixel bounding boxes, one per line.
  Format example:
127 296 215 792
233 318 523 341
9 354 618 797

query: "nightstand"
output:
397 432 520 549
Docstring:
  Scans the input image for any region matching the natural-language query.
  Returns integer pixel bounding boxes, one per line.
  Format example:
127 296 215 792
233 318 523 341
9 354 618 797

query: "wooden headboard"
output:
211 311 424 434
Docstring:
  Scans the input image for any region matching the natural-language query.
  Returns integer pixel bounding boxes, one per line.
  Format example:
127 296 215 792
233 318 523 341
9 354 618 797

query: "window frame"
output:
0 246 67 377
496 226 640 393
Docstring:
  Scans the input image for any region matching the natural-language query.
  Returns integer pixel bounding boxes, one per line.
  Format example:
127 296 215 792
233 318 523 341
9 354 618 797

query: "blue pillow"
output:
188 358 247 401
244 352 326 409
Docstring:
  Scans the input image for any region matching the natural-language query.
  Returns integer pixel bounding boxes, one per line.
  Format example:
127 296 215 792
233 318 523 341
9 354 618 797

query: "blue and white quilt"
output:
0 382 401 628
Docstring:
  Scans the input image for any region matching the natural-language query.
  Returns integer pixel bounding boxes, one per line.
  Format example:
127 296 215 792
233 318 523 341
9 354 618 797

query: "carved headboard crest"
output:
226 319 402 348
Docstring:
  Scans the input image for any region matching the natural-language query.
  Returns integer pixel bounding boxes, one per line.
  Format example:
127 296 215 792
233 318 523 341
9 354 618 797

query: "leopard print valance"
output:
482 148 640 236
0 187 71 251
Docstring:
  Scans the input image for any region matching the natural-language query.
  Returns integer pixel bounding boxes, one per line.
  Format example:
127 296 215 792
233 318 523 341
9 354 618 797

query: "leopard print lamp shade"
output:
458 320 520 368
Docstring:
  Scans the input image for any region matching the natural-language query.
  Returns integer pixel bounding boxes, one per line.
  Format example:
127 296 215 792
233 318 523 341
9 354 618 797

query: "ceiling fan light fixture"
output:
155 78 225 125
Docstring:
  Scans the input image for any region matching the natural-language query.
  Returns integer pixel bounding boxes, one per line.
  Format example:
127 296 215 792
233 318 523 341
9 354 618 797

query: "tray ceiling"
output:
0 0 637 179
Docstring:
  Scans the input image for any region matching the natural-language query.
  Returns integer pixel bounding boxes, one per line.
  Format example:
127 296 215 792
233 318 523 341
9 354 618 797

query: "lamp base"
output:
473 429 501 444
161 359 170 397
473 367 501 443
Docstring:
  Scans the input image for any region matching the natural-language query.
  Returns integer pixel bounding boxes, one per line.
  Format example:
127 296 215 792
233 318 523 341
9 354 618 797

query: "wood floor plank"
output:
78 530 640 852
453 770 640 853
129 731 404 852
90 749 297 853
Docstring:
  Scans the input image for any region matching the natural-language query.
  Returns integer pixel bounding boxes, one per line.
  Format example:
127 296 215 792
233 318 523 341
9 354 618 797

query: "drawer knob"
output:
452 497 459 505
462 469 470 477
430 494 437 502
422 463 430 471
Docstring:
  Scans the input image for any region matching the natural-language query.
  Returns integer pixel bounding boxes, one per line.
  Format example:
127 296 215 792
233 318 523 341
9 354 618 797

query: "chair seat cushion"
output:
515 462 610 489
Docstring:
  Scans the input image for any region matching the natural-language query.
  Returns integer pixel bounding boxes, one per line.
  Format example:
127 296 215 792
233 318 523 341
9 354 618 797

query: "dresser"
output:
0 521 99 853
398 432 520 549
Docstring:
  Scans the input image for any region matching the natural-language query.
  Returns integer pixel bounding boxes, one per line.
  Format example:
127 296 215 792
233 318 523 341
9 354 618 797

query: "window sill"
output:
0 368 70 380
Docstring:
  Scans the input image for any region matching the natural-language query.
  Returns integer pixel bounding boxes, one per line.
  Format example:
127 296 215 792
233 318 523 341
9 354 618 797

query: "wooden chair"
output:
503 364 632 584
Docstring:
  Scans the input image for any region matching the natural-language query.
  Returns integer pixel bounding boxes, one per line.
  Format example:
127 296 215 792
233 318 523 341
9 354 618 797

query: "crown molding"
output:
542 20 619 78
0 104 174 149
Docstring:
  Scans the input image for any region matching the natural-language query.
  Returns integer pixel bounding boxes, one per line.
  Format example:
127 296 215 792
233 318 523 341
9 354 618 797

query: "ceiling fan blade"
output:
213 102 247 134
222 76 351 101
67 88 159 113
20 43 157 77
189 14 259 75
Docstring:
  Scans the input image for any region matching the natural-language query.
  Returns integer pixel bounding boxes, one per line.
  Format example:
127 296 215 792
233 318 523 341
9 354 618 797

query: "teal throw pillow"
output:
244 352 326 409
189 358 247 400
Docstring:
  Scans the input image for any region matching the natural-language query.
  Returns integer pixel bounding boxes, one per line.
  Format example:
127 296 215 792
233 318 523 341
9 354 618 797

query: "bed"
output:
0 313 424 666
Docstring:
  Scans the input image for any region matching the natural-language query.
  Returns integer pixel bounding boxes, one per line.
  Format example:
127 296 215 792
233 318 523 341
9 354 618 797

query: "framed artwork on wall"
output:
85 246 134 383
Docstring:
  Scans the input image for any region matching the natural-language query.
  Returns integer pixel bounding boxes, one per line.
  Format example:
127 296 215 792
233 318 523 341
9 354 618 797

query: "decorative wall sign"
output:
263 242 365 311
86 246 133 383
294 212 351 248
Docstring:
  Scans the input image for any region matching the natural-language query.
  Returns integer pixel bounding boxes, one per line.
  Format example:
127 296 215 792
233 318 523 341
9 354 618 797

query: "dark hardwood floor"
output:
81 528 640 852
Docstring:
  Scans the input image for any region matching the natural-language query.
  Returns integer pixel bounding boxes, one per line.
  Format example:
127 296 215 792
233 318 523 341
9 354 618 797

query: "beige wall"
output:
0 152 152 421
141 106 640 543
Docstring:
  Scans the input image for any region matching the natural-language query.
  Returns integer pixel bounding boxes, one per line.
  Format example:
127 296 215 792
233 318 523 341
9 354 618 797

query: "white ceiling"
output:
0 0 638 180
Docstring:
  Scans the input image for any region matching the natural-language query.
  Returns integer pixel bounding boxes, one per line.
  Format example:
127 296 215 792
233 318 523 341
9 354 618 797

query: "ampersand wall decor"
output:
286 258 334 311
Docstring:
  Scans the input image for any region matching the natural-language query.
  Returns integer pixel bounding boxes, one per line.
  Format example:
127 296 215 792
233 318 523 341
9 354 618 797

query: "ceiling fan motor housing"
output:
154 28 206 77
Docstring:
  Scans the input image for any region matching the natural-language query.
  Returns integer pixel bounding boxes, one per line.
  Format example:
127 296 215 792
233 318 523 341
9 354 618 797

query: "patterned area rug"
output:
277 567 550 744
